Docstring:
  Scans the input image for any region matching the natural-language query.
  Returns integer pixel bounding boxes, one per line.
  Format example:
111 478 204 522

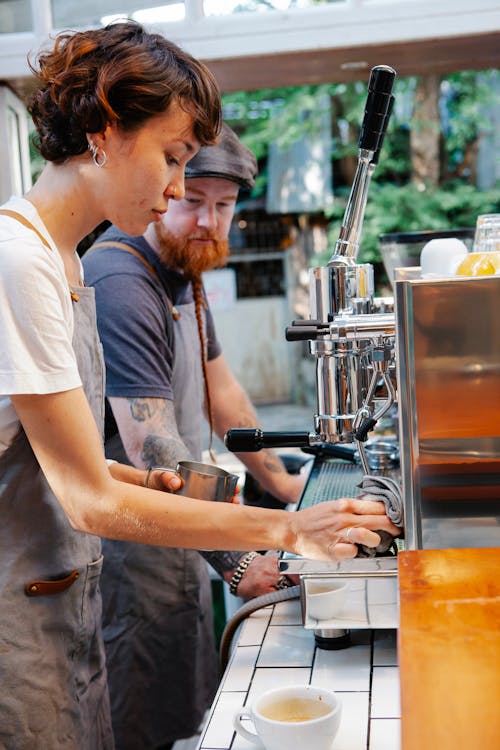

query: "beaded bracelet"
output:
229 551 259 595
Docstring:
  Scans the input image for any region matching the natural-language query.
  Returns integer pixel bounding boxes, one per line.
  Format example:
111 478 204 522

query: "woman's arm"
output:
12 387 399 560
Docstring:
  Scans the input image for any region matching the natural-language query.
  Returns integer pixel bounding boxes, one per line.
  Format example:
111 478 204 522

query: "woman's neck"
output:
25 160 104 258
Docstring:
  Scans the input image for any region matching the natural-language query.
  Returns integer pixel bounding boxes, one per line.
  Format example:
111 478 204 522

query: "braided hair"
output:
191 276 216 463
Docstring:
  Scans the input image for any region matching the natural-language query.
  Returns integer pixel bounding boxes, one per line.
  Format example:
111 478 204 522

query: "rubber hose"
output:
219 585 301 675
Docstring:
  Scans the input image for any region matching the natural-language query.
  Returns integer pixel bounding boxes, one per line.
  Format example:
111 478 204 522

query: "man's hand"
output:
228 552 297 601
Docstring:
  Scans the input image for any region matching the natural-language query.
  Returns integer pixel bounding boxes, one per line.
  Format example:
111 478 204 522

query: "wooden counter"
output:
398 548 500 749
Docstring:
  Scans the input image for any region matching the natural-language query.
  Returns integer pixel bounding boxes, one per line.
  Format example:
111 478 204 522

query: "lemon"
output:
455 252 500 277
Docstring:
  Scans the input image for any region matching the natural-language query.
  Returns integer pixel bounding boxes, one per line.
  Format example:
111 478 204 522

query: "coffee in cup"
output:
261 696 333 722
233 684 341 750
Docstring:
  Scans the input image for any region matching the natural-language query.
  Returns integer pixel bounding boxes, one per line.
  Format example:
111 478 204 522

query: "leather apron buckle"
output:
25 569 80 597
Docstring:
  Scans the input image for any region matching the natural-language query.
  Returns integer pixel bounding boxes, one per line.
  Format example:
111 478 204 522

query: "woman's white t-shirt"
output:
0 195 82 454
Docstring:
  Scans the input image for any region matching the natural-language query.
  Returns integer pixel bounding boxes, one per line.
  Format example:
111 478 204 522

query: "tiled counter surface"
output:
197 599 400 750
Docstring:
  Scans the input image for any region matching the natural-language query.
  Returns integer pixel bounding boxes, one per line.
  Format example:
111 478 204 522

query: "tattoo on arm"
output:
125 397 191 467
202 549 245 577
235 410 258 429
263 451 285 475
141 433 188 469
128 398 158 422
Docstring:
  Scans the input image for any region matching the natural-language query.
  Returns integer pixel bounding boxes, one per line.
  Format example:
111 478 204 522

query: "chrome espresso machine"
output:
225 66 500 643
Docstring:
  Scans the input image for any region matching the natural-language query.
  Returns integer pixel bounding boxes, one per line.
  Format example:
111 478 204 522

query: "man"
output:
83 124 305 750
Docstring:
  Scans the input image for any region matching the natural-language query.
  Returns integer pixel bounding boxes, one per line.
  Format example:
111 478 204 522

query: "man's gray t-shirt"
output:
82 227 221 414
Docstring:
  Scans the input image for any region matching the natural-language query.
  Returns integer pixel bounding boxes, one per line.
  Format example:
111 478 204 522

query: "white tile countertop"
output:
197 599 400 750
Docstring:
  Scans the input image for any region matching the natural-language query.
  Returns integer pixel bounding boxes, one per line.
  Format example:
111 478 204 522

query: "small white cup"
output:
306 580 348 621
233 684 342 750
419 238 468 278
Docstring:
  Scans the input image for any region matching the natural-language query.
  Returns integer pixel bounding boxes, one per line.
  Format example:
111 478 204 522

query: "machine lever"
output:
371 94 395 166
358 65 396 153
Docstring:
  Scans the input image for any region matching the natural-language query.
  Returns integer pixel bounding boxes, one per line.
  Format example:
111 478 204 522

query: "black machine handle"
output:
224 428 311 453
224 429 361 462
371 94 395 166
358 65 397 153
285 319 330 341
285 325 326 341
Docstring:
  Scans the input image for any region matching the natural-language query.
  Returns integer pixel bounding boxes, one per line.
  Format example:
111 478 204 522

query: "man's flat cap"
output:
185 123 257 190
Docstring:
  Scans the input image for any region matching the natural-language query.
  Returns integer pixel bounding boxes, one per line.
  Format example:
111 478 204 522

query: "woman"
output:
0 21 399 749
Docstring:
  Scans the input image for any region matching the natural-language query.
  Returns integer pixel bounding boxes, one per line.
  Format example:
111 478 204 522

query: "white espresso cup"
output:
233 684 342 750
306 580 348 621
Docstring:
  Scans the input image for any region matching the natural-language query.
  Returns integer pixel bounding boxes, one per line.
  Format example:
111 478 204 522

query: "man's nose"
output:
198 204 217 230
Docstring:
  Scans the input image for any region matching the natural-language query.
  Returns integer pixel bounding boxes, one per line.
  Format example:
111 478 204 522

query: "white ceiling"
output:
1 0 500 98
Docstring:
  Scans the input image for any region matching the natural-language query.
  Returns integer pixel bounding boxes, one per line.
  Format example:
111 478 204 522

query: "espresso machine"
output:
225 65 500 642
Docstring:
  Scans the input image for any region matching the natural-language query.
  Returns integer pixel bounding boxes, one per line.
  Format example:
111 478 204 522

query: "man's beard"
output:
154 224 230 279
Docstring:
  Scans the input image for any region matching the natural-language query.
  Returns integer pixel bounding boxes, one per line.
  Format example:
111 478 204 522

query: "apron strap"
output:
0 208 52 252
91 240 159 279
90 240 180 320
0 208 81 301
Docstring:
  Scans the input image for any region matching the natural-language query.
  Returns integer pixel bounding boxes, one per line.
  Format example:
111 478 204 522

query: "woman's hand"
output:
290 496 401 562
147 468 183 493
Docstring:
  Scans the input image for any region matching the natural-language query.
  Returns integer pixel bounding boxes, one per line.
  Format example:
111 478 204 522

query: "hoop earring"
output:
88 141 108 168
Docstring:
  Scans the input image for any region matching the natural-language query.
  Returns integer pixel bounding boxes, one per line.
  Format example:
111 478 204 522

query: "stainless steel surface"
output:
311 338 369 444
280 538 400 577
308 268 396 450
332 149 374 261
395 270 500 550
175 460 238 502
364 439 399 472
279 541 399 630
302 572 398 630
309 263 374 319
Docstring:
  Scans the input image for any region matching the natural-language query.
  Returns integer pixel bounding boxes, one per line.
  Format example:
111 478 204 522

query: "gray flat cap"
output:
185 123 257 190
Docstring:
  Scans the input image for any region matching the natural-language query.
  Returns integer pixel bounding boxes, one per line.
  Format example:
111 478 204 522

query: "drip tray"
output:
301 574 398 630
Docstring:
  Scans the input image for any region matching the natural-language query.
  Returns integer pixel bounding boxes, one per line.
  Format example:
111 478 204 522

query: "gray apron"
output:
101 299 217 750
0 286 114 750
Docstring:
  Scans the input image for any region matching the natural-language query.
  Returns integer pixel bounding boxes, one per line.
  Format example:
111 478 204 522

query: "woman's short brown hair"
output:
28 21 221 163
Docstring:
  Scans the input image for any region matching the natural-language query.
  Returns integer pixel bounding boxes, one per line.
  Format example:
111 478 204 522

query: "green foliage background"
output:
222 70 500 270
